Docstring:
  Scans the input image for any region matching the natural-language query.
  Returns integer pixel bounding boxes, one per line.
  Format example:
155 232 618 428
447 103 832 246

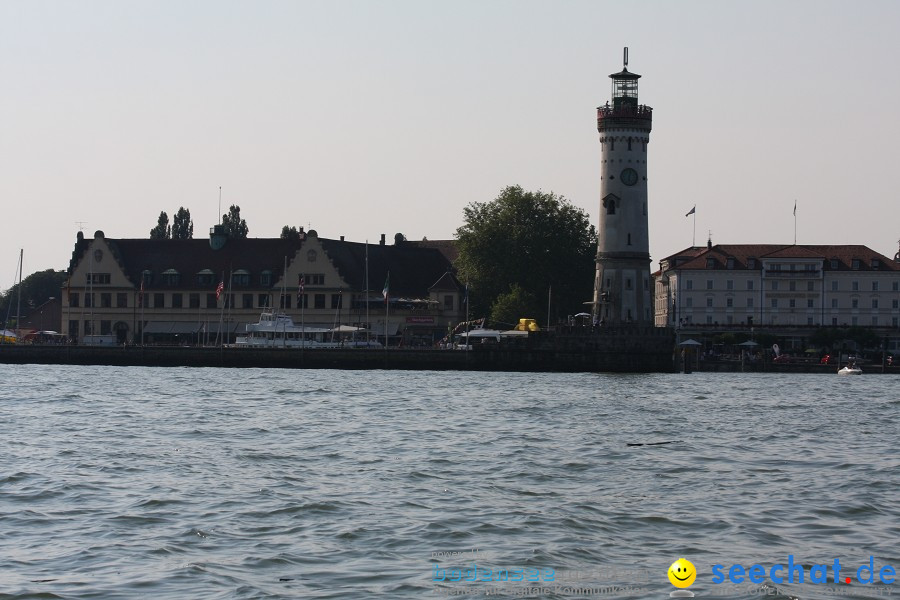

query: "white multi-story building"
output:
654 242 900 349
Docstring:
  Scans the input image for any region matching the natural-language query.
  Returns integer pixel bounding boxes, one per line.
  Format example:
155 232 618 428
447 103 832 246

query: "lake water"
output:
1 365 898 600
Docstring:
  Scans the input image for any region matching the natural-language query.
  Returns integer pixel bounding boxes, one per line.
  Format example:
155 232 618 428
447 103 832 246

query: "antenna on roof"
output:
623 46 628 68
218 186 222 225
75 221 87 232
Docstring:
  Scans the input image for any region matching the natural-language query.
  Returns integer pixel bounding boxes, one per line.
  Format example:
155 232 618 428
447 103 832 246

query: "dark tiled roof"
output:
318 239 455 296
407 239 459 264
69 233 456 295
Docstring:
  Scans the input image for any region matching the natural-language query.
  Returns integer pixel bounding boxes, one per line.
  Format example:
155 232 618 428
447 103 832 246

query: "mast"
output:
15 250 22 340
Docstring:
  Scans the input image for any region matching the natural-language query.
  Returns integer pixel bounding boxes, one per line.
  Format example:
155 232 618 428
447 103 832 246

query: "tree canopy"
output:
455 185 597 325
222 205 249 239
149 211 170 239
172 207 193 239
280 226 302 241
1 269 67 327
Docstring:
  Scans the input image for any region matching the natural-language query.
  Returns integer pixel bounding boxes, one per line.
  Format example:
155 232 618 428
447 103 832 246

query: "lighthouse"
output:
593 48 653 325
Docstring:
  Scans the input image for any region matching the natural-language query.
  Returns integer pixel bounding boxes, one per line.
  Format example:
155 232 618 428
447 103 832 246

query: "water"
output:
1 365 898 599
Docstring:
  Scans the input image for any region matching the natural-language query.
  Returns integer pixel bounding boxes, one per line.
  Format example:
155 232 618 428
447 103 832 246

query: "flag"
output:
793 200 797 216
138 279 144 308
215 280 224 300
382 273 390 304
685 205 696 217
298 275 305 303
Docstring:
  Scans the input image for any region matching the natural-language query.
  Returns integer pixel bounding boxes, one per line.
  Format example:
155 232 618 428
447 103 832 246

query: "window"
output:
789 299 796 308
747 258 757 269
894 317 899 327
871 259 880 269
100 320 111 335
726 258 735 269
258 294 269 308
627 233 632 246
808 317 814 325
807 299 814 308
852 299 858 309
807 281 814 291
117 293 128 308
852 317 858 326
832 299 838 308
162 270 180 286
706 297 713 308
726 315 733 324
206 293 217 309
142 270 153 286
747 280 754 291
298 274 325 285
172 293 183 308
852 281 859 291
771 299 778 308
298 294 308 309
86 273 111 285
833 317 838 326
830 259 839 269
314 294 326 309
726 298 733 308
726 280 734 290
872 317 878 326
706 280 713 290
894 300 899 309
789 281 796 291
686 298 693 308
190 294 200 309
851 259 861 270
894 282 899 292
872 299 878 309
832 281 838 291
706 316 713 324
70 293 80 308
747 298 754 308
331 294 343 309
280 294 292 309
771 281 779 291
243 294 253 309
100 293 112 308
872 281 879 291
706 258 715 269
259 271 272 287
686 280 693 290
85 293 94 308
154 293 165 308
626 278 632 290
232 270 250 287
444 295 454 310
196 270 214 286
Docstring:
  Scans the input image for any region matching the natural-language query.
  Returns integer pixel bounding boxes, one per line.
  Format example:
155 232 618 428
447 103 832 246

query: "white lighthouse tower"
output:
593 48 653 325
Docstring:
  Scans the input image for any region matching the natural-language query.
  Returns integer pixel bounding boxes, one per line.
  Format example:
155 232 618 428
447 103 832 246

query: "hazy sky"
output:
2 0 899 283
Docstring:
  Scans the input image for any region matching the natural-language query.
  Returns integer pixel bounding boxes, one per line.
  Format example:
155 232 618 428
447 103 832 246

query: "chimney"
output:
380 234 385 246
340 235 344 241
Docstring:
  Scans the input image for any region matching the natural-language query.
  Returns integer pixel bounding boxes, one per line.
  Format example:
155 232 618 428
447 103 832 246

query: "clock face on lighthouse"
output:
620 168 638 186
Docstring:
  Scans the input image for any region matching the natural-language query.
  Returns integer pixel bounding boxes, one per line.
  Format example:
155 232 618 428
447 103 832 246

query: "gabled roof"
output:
428 271 463 292
660 244 899 272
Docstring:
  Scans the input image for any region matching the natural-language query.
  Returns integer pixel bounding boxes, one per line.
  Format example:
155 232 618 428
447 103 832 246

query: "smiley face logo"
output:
668 558 697 588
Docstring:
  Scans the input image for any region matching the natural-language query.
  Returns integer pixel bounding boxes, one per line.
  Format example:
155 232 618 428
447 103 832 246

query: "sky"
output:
2 0 900 285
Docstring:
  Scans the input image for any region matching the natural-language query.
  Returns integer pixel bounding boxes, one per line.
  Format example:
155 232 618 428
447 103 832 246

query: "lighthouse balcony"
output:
597 104 653 131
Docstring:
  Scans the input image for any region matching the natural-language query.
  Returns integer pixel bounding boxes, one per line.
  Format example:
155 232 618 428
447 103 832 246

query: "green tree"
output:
150 211 171 239
172 207 193 239
222 205 249 239
490 283 538 327
455 185 597 324
0 269 67 327
281 225 301 241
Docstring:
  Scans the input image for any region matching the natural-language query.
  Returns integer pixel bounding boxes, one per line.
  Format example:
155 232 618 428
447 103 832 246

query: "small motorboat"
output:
838 363 863 375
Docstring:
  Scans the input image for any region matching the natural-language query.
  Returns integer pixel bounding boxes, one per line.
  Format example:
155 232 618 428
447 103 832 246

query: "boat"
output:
838 363 862 375
234 311 340 348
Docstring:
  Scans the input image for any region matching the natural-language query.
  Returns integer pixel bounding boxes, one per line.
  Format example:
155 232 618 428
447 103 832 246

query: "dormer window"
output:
870 258 880 269
162 269 180 286
706 258 715 269
830 259 839 269
260 270 273 287
142 270 153 286
726 257 735 269
747 258 757 269
232 269 250 287
196 269 214 286
851 259 861 270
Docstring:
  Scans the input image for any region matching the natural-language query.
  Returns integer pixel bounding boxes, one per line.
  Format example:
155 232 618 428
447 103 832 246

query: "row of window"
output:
681 315 900 327
704 258 884 270
684 297 899 309
137 270 328 288
685 279 899 292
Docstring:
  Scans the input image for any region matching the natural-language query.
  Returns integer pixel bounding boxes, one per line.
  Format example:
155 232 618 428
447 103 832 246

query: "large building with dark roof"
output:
653 242 900 353
62 229 463 346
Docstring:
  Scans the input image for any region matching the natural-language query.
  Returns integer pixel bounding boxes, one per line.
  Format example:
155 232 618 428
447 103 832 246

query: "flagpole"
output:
693 210 697 247
365 240 369 344
384 271 389 352
465 282 469 352
793 200 797 245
